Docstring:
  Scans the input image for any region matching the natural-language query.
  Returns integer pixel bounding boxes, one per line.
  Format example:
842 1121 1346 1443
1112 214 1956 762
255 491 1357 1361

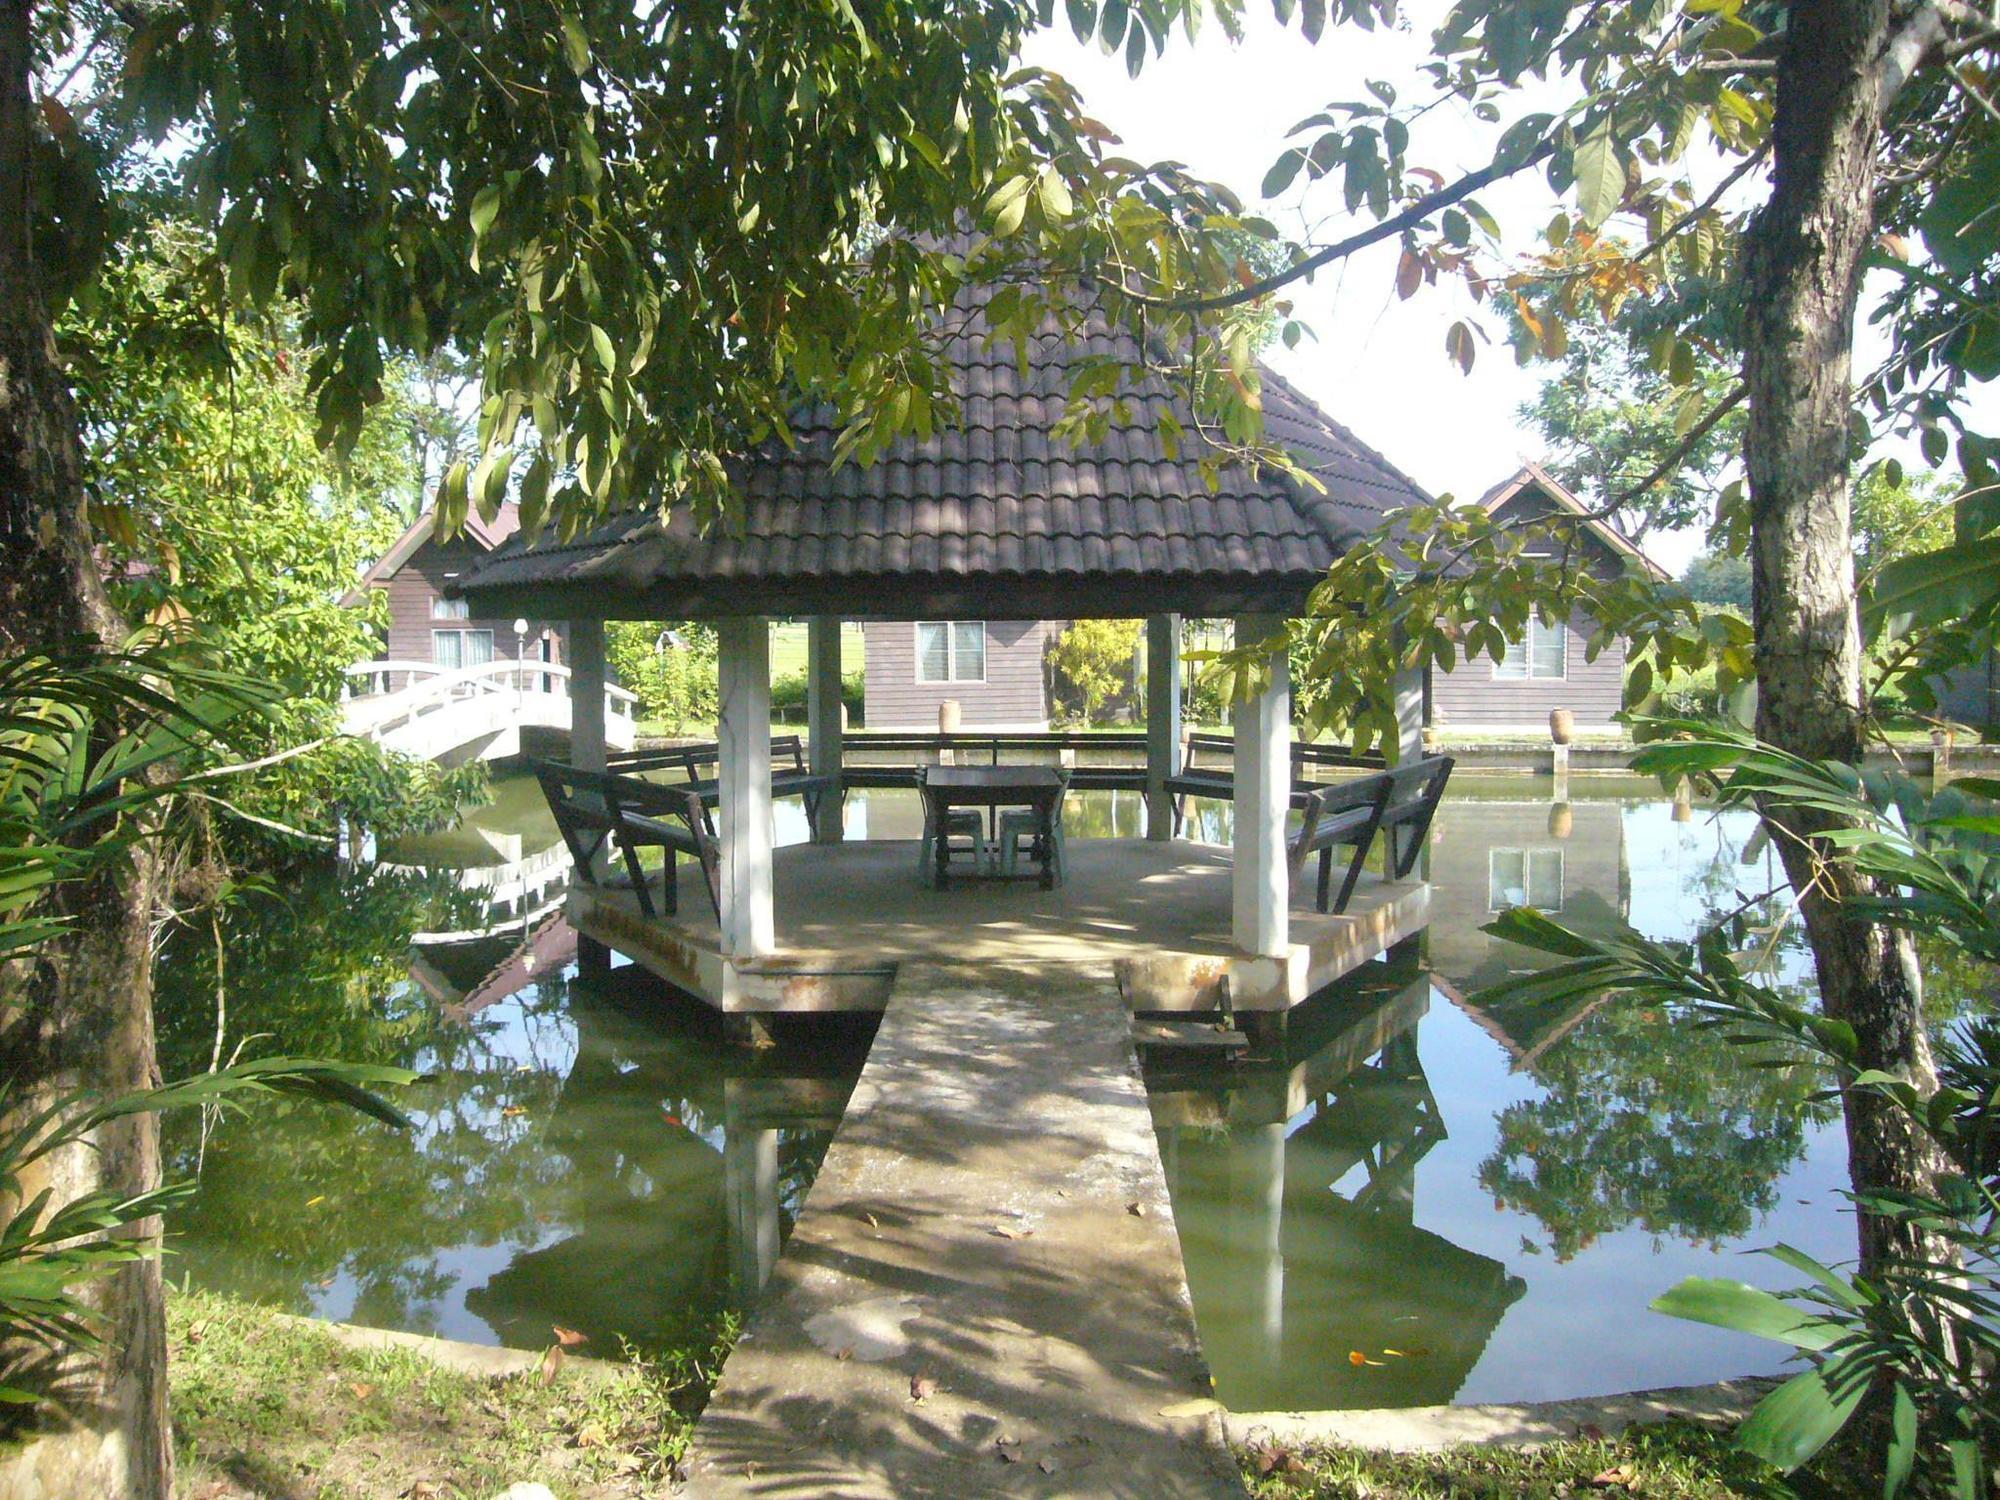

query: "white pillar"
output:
717 617 775 957
1145 614 1182 840
806 616 845 844
569 618 607 773
1392 660 1425 766
1241 1122 1287 1373
1232 615 1290 957
724 1084 782 1297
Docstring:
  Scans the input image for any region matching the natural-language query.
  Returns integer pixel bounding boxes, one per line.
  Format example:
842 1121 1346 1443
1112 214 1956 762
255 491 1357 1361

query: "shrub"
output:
1049 619 1141 724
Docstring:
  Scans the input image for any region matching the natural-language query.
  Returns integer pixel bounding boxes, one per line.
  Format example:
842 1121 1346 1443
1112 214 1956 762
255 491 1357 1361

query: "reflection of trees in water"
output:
155 862 855 1355
1476 998 1830 1260
154 859 480 1074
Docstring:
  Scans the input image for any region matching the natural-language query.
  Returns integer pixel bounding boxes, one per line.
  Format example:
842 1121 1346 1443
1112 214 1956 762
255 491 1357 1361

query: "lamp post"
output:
514 618 529 699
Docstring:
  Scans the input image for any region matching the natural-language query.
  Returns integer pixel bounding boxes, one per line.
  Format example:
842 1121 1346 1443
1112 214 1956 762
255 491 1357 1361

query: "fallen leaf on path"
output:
834 1347 854 1361
996 1438 1022 1464
862 1211 879 1228
1038 1457 1059 1475
575 1420 609 1448
989 1225 1033 1240
1590 1464 1637 1488
1125 1201 1146 1218
404 1484 440 1500
350 1382 376 1400
541 1344 565 1384
502 1104 528 1118
552 1325 588 1347
910 1375 936 1403
1157 1398 1221 1419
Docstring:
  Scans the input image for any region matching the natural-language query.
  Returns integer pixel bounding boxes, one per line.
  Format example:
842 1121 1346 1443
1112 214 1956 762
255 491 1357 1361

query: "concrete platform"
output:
571 837 1429 1018
678 961 1245 1498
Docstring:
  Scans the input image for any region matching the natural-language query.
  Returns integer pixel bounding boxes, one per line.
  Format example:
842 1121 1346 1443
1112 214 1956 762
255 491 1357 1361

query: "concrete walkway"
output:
679 962 1245 1498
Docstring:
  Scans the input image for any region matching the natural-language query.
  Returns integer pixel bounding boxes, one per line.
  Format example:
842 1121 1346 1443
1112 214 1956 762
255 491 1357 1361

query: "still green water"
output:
159 775 1855 1409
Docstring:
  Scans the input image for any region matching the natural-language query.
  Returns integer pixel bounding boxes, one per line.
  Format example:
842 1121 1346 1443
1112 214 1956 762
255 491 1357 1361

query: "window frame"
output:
432 628 495 670
431 595 470 621
914 620 988 685
1488 847 1565 912
1494 615 1569 681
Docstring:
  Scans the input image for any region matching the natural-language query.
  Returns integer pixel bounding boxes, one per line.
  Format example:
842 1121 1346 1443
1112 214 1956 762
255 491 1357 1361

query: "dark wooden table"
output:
920 765 1066 889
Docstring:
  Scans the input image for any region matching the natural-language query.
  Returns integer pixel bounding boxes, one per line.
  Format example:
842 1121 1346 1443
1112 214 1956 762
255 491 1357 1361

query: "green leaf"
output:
1573 127 1623 229
1869 537 2000 632
589 324 617 375
1885 1382 1917 1498
469 183 503 240
560 12 591 75
1737 1366 1868 1472
1262 147 1307 199
1650 1277 1843 1350
1037 168 1073 221
1482 905 1607 959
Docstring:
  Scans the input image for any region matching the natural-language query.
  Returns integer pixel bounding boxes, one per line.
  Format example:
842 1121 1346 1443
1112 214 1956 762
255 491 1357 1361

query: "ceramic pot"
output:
1548 706 1575 745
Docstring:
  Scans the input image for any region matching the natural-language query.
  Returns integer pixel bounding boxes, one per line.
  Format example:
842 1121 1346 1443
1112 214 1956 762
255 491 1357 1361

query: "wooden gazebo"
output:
459 280 1436 1032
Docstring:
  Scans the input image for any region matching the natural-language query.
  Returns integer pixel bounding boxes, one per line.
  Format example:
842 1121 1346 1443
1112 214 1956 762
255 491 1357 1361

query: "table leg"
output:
1039 802 1056 890
935 808 951 889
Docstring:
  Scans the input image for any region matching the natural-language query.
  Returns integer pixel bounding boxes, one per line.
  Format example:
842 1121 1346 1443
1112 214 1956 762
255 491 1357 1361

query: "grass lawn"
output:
767 620 866 680
168 1288 732 1499
1237 1422 1878 1500
165 1289 1902 1500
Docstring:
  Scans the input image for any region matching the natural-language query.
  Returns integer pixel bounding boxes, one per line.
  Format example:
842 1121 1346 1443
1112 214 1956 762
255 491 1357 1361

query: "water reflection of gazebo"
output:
459 278 1437 1038
1150 951 1525 1412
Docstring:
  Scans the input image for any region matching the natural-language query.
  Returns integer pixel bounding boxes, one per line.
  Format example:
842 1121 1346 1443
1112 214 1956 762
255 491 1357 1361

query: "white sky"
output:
1020 4 1976 576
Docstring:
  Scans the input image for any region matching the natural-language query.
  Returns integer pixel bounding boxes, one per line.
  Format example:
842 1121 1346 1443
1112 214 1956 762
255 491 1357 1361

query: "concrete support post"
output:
806 616 845 844
718 617 775 957
1392 659 1425 767
1242 1122 1287 1371
1232 615 1291 958
1145 614 1182 841
569 617 608 774
569 617 612 933
723 1086 782 1297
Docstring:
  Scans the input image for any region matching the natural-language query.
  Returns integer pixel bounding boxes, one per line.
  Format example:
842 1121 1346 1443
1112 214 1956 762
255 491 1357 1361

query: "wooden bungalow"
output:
342 501 567 685
457 276 1445 1035
1426 463 1669 736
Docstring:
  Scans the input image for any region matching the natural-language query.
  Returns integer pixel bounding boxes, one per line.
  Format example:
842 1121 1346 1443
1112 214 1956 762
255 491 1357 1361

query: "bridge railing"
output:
341 658 637 742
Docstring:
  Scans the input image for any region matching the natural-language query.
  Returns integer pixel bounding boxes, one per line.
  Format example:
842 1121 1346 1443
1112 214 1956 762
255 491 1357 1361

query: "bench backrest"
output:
608 734 809 780
1181 731 1386 778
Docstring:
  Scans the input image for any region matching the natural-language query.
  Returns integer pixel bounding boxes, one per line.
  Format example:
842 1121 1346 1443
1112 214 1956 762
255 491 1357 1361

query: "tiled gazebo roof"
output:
461 282 1432 621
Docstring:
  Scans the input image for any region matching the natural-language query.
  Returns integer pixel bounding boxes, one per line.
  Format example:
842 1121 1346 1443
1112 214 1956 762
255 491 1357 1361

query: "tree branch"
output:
1100 139 1556 315
1607 382 1748 513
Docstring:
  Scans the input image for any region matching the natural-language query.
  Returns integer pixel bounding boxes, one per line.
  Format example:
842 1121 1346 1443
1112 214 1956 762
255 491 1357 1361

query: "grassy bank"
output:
167 1289 732 1499
1236 1420 1878 1499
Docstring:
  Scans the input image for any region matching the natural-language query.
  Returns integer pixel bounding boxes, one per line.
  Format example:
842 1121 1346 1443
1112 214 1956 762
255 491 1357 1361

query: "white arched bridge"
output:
341 659 637 766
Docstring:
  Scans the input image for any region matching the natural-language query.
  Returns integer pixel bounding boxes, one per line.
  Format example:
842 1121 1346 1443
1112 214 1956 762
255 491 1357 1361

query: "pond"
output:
157 774 1859 1411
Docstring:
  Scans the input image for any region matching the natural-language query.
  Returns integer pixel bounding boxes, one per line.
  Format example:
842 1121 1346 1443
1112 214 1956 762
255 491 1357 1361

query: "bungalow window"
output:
1489 848 1564 912
915 621 987 684
432 596 471 620
1495 616 1567 680
432 629 494 670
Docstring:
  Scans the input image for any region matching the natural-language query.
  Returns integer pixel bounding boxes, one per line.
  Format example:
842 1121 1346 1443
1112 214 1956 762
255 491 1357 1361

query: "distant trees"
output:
1681 553 1751 609
1513 306 1744 544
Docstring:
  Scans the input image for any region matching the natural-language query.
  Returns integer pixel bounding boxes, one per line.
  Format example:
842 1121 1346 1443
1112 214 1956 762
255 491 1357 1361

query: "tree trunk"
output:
1743 0 1950 1275
0 1 173 1493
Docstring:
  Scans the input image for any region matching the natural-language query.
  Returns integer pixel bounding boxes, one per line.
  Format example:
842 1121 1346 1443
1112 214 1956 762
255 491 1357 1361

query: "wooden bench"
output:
607 734 837 833
533 759 722 920
1290 755 1454 915
1165 731 1387 836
